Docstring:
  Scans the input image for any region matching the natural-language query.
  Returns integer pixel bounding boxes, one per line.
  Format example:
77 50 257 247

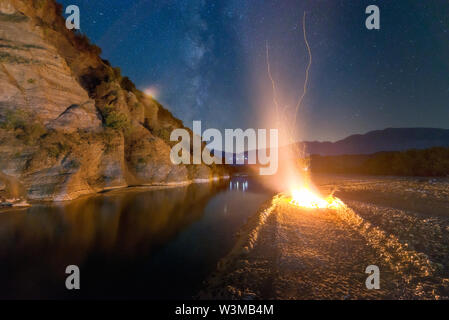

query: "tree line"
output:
310 147 449 177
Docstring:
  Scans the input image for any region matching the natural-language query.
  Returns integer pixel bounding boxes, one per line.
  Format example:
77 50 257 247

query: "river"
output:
0 176 275 299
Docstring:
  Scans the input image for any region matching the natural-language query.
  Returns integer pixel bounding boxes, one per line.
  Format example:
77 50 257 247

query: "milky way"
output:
59 0 449 141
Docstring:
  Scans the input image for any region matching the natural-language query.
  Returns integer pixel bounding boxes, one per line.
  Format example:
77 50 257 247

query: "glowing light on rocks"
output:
143 86 159 99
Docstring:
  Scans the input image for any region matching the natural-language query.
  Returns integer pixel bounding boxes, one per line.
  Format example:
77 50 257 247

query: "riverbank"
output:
0 175 230 209
199 176 449 299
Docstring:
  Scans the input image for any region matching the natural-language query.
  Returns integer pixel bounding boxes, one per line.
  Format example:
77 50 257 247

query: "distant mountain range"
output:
303 128 449 155
213 128 449 162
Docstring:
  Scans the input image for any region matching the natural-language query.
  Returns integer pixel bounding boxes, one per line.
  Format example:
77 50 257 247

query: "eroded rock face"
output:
0 6 92 126
0 0 226 201
0 1 17 15
47 102 102 133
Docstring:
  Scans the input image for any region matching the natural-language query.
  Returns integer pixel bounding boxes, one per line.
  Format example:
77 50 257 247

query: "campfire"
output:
290 187 343 209
264 12 344 212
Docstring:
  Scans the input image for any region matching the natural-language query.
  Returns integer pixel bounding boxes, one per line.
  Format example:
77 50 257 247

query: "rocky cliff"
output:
0 0 226 203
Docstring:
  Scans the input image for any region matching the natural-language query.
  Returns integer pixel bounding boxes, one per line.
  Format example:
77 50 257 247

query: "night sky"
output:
58 0 449 142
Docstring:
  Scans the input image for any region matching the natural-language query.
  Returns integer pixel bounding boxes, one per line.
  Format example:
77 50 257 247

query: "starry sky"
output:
58 0 449 142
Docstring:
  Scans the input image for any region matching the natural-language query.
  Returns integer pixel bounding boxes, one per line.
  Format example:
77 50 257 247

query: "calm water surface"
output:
0 176 274 299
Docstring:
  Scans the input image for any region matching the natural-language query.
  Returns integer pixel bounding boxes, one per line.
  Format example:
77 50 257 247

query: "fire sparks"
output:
290 188 343 209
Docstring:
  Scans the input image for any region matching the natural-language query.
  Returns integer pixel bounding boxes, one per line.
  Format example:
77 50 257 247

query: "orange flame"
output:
290 188 343 209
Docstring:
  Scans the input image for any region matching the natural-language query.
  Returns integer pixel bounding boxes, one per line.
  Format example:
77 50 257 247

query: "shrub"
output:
112 67 122 79
20 123 46 145
0 110 46 144
121 76 137 92
46 142 70 159
0 52 32 64
155 127 171 142
102 105 130 131
105 112 129 130
32 0 46 10
1 109 27 130
72 33 102 55
0 12 28 23
0 44 22 50
23 44 45 50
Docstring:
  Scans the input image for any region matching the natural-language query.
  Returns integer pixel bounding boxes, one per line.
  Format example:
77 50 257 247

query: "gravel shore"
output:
199 175 449 299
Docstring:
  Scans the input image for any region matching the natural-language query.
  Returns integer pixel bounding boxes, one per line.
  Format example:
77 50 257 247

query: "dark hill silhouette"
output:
213 128 449 165
303 128 449 155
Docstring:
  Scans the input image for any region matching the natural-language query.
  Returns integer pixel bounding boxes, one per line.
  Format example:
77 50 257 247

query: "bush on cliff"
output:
102 105 130 131
0 110 46 144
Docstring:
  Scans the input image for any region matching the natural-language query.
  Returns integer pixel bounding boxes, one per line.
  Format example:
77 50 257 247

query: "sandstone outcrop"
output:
0 0 226 202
